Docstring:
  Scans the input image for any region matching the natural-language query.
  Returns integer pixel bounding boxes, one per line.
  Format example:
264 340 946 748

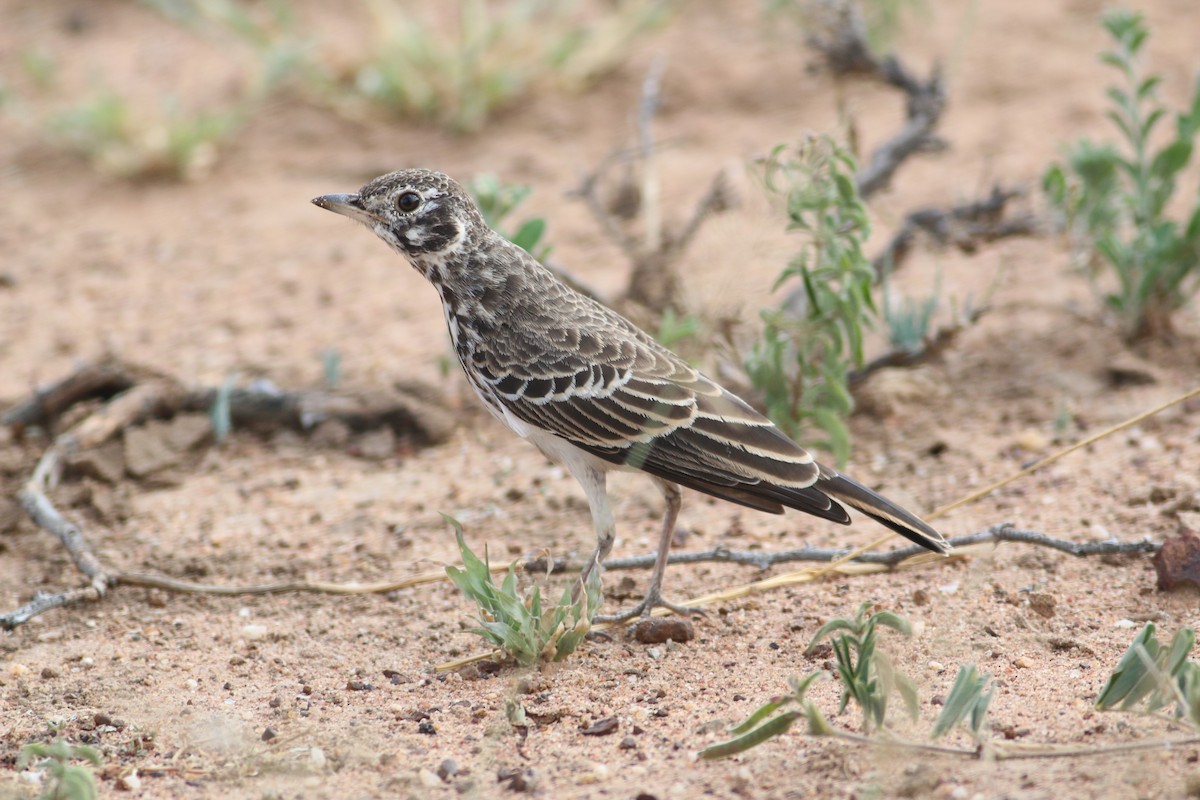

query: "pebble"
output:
116 770 141 791
241 624 268 641
1013 656 1033 669
8 663 29 676
309 747 326 770
1114 619 1137 629
1015 429 1050 452
633 617 694 644
418 768 442 788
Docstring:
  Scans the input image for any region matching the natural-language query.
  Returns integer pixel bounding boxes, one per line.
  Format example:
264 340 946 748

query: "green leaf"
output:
868 610 913 637
698 711 802 760
728 695 793 735
1150 140 1193 181
933 664 992 738
1097 623 1157 708
510 218 546 254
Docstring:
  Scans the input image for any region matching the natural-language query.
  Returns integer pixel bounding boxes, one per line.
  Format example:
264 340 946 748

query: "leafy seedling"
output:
1096 622 1200 728
1043 9 1200 340
469 174 552 261
444 515 601 667
18 738 103 800
931 664 993 740
747 138 878 465
809 600 919 733
700 671 830 759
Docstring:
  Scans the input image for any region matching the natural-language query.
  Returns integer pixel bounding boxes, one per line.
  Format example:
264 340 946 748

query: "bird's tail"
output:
819 473 950 554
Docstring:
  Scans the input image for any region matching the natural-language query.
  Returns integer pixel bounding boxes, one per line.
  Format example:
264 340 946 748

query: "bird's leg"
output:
570 463 614 610
594 480 703 622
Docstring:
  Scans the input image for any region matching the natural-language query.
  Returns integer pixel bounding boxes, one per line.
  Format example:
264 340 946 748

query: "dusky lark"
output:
314 169 949 621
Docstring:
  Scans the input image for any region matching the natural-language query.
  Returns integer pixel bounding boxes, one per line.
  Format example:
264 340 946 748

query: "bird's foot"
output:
592 589 703 623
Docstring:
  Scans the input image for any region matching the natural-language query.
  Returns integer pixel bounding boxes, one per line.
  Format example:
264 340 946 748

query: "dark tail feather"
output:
818 474 950 554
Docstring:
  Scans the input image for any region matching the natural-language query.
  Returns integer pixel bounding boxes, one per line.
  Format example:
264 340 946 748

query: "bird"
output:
312 168 949 621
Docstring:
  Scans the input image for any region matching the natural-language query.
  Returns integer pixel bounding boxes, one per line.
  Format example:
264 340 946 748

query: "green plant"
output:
931 664 993 740
881 272 939 353
746 139 878 465
354 0 673 133
701 602 923 759
809 600 918 732
1043 9 1200 340
654 308 701 350
51 91 244 181
18 738 103 800
444 515 601 667
209 372 237 443
699 671 831 759
1096 623 1200 728
468 174 552 260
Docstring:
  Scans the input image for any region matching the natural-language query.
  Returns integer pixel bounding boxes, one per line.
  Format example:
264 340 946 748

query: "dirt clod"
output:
633 617 694 644
580 717 619 736
1027 592 1056 618
1154 530 1200 590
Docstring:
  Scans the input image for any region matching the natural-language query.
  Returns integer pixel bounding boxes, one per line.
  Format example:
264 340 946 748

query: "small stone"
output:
309 747 326 770
437 759 459 781
310 419 351 447
580 717 619 736
346 679 373 691
1013 656 1033 669
1105 357 1161 387
241 624 268 641
163 413 213 452
354 427 396 460
65 440 125 484
419 768 442 789
1027 592 1056 618
633 617 694 644
911 588 931 606
418 720 436 735
1014 428 1050 453
116 769 141 791
619 736 638 750
40 667 57 679
8 663 29 676
124 422 181 477
261 727 277 742
497 767 537 793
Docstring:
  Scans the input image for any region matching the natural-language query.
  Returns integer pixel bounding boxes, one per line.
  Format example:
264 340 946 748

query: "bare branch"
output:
803 0 947 199
848 305 989 385
519 524 1159 575
874 185 1039 277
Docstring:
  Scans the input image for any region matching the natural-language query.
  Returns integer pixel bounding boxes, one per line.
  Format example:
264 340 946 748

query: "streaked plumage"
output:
314 169 949 620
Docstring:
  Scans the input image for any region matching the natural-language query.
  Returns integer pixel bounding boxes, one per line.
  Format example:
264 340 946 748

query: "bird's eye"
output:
396 191 421 213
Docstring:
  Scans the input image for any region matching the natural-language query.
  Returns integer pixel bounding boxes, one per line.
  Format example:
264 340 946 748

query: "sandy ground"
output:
2 1 1200 798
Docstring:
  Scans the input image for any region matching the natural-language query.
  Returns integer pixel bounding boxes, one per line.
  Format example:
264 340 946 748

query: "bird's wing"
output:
470 300 857 522
470 287 948 553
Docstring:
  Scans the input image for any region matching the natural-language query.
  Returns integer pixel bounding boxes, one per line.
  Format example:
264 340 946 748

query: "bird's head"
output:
312 169 486 269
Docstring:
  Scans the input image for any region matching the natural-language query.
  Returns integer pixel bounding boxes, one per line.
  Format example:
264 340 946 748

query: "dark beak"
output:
312 193 376 225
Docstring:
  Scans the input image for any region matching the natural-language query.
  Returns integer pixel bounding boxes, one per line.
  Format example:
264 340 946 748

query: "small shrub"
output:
1096 622 1200 728
18 738 103 800
444 516 601 667
746 138 878 465
1043 9 1200 340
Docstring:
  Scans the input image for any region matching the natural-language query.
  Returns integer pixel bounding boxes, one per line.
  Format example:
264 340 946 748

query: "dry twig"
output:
572 58 735 314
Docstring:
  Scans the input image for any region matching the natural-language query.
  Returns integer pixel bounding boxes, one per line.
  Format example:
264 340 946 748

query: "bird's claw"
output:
593 589 704 623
